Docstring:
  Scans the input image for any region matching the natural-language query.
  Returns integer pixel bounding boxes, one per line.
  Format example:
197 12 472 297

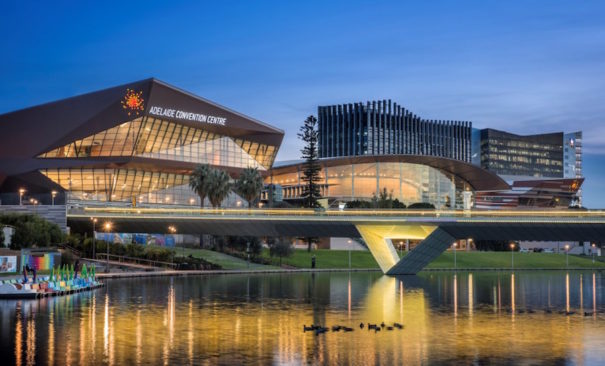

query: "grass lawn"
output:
428 251 605 269
260 248 605 270
175 247 279 270
261 248 379 269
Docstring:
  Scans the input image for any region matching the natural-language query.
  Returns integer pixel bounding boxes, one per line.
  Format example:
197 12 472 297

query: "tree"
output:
298 115 322 252
268 237 293 266
234 167 264 208
0 214 64 249
298 115 322 208
189 164 213 207
207 169 232 208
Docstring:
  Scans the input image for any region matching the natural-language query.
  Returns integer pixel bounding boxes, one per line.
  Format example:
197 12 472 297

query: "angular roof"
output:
0 78 283 176
0 78 284 190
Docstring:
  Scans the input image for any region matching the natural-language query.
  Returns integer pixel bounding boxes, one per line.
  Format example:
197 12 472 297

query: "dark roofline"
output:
150 78 284 135
0 78 155 117
269 155 510 191
0 77 284 135
480 128 564 139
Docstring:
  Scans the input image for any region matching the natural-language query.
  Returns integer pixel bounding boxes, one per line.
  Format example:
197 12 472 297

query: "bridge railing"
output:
71 206 605 219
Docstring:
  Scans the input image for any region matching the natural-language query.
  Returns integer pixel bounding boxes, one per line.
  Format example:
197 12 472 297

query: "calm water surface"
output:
1 271 605 365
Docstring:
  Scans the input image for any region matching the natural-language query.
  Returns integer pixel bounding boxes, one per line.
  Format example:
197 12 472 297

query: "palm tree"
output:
234 167 264 208
207 169 231 208
189 164 212 207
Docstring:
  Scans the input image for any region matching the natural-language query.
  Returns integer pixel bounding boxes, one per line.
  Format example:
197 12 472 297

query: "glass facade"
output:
38 116 279 206
268 162 472 209
318 100 472 162
480 129 563 178
564 131 583 205
39 116 277 170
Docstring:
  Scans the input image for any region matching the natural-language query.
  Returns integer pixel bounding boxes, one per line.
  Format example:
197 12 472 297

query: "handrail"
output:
57 243 82 258
95 253 176 269
73 206 605 219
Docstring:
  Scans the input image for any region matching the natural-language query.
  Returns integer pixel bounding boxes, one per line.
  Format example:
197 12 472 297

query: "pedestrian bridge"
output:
67 207 605 275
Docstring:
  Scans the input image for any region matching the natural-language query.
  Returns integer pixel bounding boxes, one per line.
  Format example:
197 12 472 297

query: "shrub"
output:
0 213 64 249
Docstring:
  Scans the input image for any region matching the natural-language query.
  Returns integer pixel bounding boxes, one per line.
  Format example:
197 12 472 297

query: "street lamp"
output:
347 239 352 270
168 225 180 257
51 190 57 205
91 217 97 259
452 242 457 271
592 243 596 264
565 244 570 268
18 188 25 205
246 241 250 269
510 243 515 270
104 222 112 273
399 240 404 258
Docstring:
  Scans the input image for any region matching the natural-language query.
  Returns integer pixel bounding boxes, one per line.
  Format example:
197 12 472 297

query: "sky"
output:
1 1 604 206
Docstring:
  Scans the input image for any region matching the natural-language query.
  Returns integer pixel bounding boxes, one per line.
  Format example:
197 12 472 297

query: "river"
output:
1 271 604 365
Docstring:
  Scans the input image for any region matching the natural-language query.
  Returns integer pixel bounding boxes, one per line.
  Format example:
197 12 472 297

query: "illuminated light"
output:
121 89 144 116
189 198 195 205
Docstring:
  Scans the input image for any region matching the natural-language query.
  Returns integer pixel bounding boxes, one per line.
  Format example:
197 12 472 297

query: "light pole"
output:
91 217 97 259
246 241 250 269
168 225 179 257
104 222 112 273
347 239 352 270
592 243 596 264
399 241 403 258
51 190 57 205
18 188 25 205
510 243 515 270
452 242 457 271
565 244 570 268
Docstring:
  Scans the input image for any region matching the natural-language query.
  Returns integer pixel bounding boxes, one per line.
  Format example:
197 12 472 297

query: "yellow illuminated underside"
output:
355 224 437 272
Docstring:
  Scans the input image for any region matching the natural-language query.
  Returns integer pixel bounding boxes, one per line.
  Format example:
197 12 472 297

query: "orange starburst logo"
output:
121 89 144 116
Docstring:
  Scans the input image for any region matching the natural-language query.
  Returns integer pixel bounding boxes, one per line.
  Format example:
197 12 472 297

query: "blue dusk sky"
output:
1 1 604 206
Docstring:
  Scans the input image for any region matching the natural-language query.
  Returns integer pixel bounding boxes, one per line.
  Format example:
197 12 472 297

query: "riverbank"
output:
257 249 605 270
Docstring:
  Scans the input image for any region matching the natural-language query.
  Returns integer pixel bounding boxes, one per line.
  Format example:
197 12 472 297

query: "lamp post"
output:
347 239 352 270
246 241 250 269
592 243 596 264
104 222 112 273
51 190 57 205
452 242 457 271
399 240 403 258
510 243 515 270
18 188 25 205
169 225 180 257
565 244 570 268
91 217 97 259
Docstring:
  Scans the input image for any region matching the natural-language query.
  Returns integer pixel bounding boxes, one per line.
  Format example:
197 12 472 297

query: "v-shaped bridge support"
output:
355 224 438 273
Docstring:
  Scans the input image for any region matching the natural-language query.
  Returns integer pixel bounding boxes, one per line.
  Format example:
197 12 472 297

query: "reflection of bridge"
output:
68 208 605 275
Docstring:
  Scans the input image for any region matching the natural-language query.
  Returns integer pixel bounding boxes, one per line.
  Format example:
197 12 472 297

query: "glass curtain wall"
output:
270 162 470 208
39 116 278 170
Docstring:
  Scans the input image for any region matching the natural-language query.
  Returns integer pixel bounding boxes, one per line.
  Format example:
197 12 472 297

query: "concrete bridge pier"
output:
355 224 437 274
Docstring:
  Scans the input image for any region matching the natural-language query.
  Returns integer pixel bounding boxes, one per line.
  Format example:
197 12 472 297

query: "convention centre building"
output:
0 78 284 207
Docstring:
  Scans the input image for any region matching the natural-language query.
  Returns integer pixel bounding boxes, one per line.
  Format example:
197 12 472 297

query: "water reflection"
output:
1 271 605 365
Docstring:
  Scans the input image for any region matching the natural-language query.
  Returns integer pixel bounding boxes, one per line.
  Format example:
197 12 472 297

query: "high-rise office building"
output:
472 128 584 208
564 131 583 204
479 129 564 178
318 100 472 161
